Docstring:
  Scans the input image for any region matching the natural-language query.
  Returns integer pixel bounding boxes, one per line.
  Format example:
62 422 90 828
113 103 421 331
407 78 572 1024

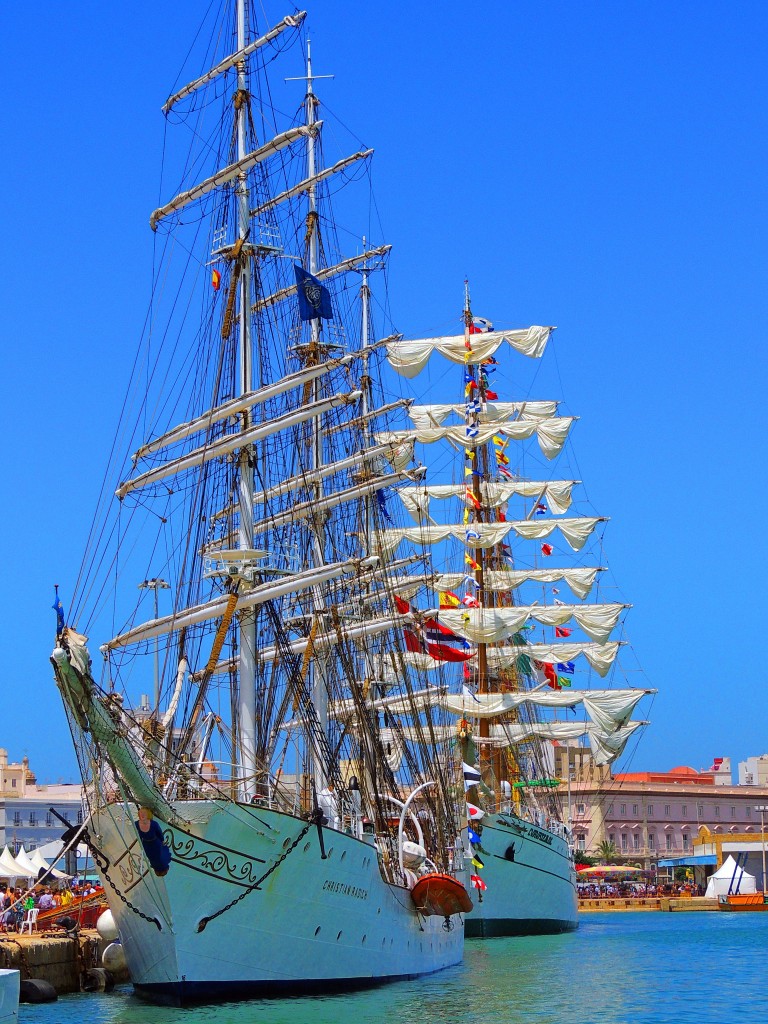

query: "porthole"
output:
336 931 343 941
283 837 292 850
314 926 321 937
303 842 311 853
340 850 347 862
362 934 367 944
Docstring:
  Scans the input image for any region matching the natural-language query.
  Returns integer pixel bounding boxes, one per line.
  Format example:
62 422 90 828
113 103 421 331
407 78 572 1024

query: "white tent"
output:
12 847 38 879
705 855 757 898
0 846 23 879
29 848 69 881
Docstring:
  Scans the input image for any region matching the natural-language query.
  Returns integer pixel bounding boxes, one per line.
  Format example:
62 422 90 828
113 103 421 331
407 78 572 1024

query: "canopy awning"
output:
657 855 717 866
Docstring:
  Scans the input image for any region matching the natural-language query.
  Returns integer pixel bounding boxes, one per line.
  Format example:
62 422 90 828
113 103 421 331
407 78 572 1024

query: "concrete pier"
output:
0 930 127 995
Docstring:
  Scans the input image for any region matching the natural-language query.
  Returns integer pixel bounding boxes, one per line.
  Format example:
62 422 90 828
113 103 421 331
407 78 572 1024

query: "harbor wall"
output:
0 930 128 994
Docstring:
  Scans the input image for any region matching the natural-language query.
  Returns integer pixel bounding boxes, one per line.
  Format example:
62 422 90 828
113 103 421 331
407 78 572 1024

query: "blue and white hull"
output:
462 813 578 937
92 801 464 1005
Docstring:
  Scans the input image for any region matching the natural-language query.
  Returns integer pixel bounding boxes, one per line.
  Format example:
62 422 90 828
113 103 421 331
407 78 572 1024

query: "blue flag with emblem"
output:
294 265 333 321
52 585 65 634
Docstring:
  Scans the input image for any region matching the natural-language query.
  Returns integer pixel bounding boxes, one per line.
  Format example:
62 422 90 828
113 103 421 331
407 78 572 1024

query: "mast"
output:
236 0 257 801
290 40 335 794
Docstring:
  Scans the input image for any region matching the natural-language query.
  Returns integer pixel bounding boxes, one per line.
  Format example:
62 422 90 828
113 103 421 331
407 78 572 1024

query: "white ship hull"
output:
462 813 578 937
92 801 464 1005
0 970 19 1024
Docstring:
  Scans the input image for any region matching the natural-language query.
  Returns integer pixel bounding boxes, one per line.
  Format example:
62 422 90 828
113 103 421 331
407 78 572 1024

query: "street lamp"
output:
756 805 768 894
138 578 170 711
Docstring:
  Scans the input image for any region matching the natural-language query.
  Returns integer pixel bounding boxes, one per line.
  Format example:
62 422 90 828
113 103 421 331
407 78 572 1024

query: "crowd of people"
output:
0 879 103 930
577 881 704 898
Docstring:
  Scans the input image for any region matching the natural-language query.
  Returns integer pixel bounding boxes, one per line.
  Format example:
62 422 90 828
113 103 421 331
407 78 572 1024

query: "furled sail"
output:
253 246 391 312
162 12 307 112
385 327 554 377
150 124 321 230
376 418 575 460
117 390 362 498
387 567 603 602
437 603 628 645
250 149 373 218
396 481 578 520
374 517 606 556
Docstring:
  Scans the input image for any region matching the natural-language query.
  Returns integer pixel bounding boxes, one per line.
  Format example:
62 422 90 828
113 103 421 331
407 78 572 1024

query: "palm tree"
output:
597 840 619 864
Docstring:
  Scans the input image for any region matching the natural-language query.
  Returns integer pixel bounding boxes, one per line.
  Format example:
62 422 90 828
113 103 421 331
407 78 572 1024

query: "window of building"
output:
13 812 20 826
648 833 656 851
46 813 53 827
63 812 70 823
647 804 654 816
609 833 616 847
682 805 687 817
576 803 585 815
607 804 613 815
747 807 752 818
632 804 639 816
621 834 628 852
665 834 673 851
731 806 737 818
633 834 640 850
683 834 690 851
77 810 84 824
664 804 671 816
620 804 626 815
28 813 36 826
577 835 586 852
697 804 703 816
11 779 16 788
715 806 720 818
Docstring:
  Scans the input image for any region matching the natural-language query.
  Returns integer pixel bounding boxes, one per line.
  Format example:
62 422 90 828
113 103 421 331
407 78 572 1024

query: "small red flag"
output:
541 543 554 556
555 626 572 638
484 389 498 401
393 595 411 615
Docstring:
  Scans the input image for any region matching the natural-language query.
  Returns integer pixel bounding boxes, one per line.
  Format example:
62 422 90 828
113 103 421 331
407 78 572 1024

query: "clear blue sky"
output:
1 1 766 782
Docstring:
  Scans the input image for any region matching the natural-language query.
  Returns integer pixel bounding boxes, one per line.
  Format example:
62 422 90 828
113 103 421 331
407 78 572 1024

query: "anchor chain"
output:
87 833 162 931
197 820 314 932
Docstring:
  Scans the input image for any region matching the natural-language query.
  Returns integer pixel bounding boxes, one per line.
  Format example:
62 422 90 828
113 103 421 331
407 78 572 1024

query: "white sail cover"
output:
441 688 652 730
387 567 602 602
394 721 645 766
588 721 645 766
376 418 574 461
375 517 604 556
407 401 558 428
437 603 627 645
484 641 621 678
396 480 577 520
386 327 554 377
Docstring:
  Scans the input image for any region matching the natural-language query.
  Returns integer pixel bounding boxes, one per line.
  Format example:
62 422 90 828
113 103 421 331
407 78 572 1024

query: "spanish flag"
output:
439 591 460 608
211 268 222 291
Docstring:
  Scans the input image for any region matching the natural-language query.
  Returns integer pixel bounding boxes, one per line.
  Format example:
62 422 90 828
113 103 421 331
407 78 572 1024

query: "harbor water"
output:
18 911 768 1024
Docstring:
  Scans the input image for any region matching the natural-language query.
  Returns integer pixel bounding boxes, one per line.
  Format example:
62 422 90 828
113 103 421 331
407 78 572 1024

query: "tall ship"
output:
374 291 655 936
50 3 471 1005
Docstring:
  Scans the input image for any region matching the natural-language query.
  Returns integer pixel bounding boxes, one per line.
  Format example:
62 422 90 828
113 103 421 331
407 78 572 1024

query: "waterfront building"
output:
556 747 768 877
0 749 83 854
738 753 768 787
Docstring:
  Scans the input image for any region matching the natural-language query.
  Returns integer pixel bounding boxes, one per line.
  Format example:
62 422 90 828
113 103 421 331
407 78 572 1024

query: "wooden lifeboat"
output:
410 872 473 917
